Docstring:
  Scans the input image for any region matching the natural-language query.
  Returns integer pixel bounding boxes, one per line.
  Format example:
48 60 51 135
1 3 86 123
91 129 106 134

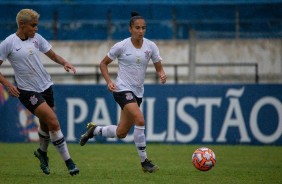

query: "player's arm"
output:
45 49 76 74
99 55 116 92
153 61 166 84
0 60 20 97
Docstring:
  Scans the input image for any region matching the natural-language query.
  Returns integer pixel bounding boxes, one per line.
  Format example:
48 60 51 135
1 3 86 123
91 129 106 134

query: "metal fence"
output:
0 62 259 84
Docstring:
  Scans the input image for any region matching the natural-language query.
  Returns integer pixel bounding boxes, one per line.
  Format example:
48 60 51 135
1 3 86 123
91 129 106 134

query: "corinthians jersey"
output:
0 33 53 92
107 37 162 97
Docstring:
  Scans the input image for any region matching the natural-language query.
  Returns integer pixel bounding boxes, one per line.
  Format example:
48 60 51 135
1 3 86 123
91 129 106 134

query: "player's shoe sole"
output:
80 122 96 146
34 150 50 175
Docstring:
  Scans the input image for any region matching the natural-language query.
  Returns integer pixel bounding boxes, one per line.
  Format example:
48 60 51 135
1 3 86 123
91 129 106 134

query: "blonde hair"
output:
16 9 40 28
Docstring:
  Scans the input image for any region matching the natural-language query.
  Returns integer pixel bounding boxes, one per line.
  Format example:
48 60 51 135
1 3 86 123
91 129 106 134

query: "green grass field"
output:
0 143 281 184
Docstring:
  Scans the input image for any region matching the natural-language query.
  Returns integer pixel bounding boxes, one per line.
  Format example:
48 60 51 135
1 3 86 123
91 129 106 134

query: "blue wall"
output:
0 0 281 40
1 84 282 145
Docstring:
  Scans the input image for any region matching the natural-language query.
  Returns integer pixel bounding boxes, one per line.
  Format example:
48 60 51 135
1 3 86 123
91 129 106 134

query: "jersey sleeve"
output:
150 41 162 63
37 34 52 53
0 38 10 62
107 41 123 61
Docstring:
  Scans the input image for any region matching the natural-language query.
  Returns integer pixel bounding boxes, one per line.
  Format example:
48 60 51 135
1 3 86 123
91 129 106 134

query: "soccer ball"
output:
192 147 216 171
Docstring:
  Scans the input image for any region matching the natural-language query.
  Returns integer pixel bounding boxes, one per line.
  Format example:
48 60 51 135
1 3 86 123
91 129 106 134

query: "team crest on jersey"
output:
136 56 141 64
33 40 39 49
29 95 38 105
28 48 33 55
144 50 151 60
125 93 133 100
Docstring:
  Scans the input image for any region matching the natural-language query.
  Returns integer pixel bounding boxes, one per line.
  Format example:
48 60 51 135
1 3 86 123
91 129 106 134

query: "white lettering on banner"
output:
64 87 282 144
176 97 198 142
146 98 166 141
91 98 112 126
250 97 282 144
217 97 251 142
217 87 251 142
197 98 221 142
166 98 177 142
66 98 88 141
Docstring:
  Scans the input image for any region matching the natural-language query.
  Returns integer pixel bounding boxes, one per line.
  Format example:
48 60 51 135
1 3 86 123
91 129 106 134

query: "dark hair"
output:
129 11 144 27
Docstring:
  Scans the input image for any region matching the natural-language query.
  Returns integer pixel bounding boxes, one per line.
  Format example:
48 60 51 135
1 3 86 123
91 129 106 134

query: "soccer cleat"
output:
141 159 159 173
34 149 50 175
65 158 79 176
80 122 97 146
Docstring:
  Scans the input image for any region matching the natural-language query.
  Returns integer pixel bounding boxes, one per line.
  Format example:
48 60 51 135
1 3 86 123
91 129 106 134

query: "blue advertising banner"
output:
0 84 282 145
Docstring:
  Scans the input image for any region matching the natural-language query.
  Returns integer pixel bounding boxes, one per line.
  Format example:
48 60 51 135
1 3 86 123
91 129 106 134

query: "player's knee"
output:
45 115 60 131
117 132 127 139
135 117 145 126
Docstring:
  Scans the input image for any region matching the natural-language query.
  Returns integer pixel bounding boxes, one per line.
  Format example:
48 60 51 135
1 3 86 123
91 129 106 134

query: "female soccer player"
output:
0 9 79 176
80 11 167 173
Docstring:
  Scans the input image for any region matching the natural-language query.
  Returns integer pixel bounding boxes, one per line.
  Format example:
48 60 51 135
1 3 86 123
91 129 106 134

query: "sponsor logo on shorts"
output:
29 95 38 105
125 93 133 100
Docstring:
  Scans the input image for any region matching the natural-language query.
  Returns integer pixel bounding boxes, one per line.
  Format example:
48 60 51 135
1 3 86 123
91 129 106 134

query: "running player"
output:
80 11 166 173
0 9 79 176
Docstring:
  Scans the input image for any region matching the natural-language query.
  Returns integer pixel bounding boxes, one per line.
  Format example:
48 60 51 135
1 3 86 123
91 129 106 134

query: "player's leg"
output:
37 122 50 153
122 102 147 160
34 102 79 176
34 87 52 167
34 104 58 163
122 102 159 173
115 109 134 138
79 108 132 145
80 91 133 145
34 121 50 175
18 89 52 175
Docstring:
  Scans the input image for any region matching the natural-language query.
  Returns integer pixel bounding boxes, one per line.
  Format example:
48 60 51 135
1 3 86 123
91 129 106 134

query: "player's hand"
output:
159 71 167 84
107 81 116 92
64 62 76 74
6 84 20 97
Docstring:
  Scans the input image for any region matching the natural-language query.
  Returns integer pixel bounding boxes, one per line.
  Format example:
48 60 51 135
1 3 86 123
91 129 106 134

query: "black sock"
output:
37 148 47 157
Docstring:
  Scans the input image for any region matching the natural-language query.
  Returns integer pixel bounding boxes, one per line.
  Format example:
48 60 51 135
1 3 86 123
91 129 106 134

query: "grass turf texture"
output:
0 143 281 184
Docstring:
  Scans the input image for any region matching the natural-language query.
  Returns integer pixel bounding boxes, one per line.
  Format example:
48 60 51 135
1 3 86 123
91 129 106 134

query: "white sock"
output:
94 125 117 138
134 126 147 162
49 130 71 161
38 127 50 152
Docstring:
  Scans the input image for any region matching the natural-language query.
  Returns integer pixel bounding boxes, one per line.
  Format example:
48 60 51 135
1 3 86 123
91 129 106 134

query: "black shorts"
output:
113 91 142 110
18 86 54 114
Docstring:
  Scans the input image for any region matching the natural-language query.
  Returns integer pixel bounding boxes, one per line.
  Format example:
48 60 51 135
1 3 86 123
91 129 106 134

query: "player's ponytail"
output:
129 11 144 27
131 11 139 17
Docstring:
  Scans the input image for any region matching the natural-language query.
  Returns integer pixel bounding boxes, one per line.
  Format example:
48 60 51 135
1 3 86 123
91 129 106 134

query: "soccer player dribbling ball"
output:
0 9 79 176
80 11 167 173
